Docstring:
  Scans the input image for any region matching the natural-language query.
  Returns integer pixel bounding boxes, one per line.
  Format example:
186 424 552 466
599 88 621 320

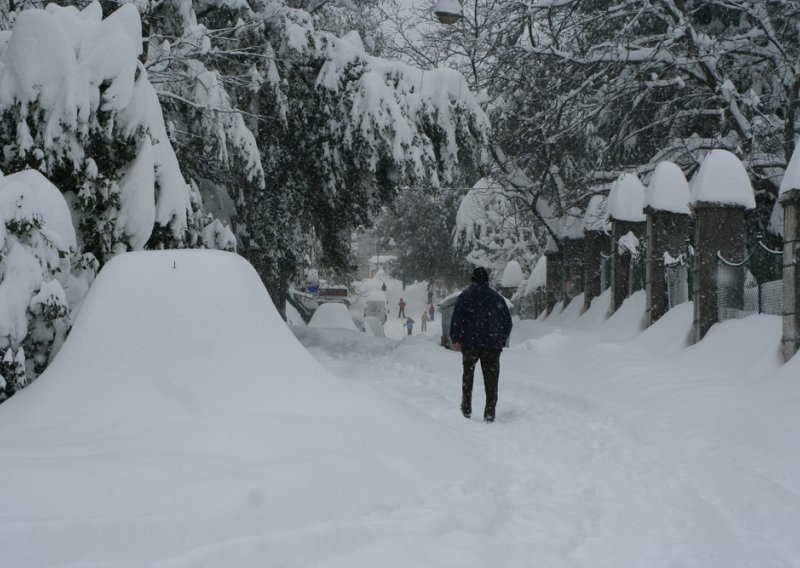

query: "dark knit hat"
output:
471 266 489 284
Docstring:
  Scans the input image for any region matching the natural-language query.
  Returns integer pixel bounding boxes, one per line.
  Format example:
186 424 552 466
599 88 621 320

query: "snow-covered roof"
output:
646 161 691 215
583 195 610 232
690 150 755 209
500 260 524 288
779 142 800 202
608 173 646 222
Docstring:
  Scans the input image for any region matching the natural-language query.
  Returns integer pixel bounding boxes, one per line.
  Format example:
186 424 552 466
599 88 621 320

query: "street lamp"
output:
433 0 462 24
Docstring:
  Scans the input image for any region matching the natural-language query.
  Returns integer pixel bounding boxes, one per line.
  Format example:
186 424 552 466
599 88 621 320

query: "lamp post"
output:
433 0 463 24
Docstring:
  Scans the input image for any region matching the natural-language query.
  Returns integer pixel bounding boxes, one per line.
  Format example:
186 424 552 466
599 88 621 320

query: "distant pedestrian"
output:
381 282 387 292
404 317 414 335
450 267 513 423
398 298 406 318
428 303 435 321
421 311 428 332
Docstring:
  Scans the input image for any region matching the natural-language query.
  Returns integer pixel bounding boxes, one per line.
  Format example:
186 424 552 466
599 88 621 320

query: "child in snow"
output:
421 311 428 332
404 317 414 335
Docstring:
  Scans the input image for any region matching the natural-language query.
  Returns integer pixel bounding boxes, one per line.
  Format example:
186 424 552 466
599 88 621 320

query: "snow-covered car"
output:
363 291 388 323
308 302 360 332
363 316 386 338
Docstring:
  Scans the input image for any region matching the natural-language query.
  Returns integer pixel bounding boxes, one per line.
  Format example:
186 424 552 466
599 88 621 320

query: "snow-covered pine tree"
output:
0 2 195 264
248 2 491 310
0 170 75 388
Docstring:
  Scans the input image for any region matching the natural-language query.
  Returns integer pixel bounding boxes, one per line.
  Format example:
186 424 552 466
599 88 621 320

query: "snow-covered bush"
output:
0 170 76 398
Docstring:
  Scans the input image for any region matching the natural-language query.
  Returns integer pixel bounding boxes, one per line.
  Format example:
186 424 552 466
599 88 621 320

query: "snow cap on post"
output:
433 0 462 24
646 161 691 215
500 260 523 288
559 207 585 240
779 142 800 203
544 235 559 254
525 256 547 294
583 194 609 232
608 173 646 222
690 150 755 209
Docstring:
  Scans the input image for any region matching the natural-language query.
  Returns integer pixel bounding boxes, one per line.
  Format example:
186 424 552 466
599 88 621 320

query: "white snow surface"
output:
0 169 76 252
583 194 609 232
308 301 359 332
500 259 524 287
646 161 692 214
780 140 800 201
691 149 756 209
3 261 799 566
607 173 646 222
525 255 547 293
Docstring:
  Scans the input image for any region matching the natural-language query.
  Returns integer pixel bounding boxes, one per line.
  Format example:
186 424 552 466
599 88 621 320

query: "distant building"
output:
352 231 397 279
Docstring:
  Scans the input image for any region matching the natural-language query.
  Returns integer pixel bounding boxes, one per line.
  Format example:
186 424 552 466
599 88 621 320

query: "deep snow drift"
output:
0 251 485 567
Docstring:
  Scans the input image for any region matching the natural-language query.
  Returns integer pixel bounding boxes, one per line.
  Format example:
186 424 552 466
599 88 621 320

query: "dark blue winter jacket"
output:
449 283 513 350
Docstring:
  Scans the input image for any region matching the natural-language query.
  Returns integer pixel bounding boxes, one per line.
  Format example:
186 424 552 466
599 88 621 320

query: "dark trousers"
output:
461 349 501 418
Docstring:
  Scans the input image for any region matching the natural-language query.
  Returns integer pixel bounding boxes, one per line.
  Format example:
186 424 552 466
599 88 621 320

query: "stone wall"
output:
646 211 691 325
783 198 800 361
584 231 611 312
611 220 646 313
692 205 747 342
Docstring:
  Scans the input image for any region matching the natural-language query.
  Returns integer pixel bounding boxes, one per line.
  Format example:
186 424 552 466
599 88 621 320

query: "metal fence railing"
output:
717 241 782 321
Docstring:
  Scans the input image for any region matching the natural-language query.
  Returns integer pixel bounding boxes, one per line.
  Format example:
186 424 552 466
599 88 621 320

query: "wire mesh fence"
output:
665 253 692 309
629 252 645 296
717 241 782 321
600 252 612 292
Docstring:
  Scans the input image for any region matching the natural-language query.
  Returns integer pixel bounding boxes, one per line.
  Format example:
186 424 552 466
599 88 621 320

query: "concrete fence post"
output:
582 195 611 312
782 197 799 360
545 237 563 314
583 230 611 312
608 174 646 314
611 220 646 312
644 161 692 326
692 205 747 342
690 150 755 343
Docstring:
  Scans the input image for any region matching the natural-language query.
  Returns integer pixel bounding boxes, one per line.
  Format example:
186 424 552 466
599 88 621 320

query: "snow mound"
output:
780 142 800 201
691 149 755 209
500 259 524 287
584 194 610 232
308 301 359 331
646 161 691 215
608 173 646 222
0 250 480 566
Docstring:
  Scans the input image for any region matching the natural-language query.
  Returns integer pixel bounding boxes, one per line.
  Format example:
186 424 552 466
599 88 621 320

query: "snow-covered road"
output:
298 280 800 567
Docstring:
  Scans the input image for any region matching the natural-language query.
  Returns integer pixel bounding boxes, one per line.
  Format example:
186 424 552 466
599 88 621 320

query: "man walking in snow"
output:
421 310 428 332
450 267 513 422
398 298 406 318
